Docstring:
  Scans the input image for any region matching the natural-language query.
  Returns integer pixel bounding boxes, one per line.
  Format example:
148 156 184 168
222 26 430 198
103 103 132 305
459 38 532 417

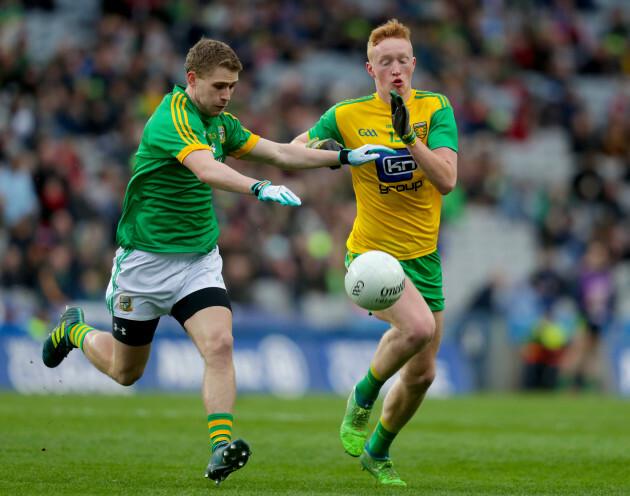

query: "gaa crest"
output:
413 121 427 139
218 126 225 143
119 295 133 312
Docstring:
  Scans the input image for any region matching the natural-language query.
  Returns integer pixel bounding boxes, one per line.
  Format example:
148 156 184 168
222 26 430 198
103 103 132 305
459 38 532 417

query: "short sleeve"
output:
427 106 458 153
140 95 212 163
221 113 261 159
307 105 344 145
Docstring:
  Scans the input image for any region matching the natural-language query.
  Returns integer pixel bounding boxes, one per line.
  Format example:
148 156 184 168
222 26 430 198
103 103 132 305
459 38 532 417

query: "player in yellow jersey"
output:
293 19 458 486
41 38 393 485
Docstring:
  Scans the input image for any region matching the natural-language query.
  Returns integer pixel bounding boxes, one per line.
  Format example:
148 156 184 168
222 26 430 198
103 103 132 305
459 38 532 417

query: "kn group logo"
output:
375 148 418 183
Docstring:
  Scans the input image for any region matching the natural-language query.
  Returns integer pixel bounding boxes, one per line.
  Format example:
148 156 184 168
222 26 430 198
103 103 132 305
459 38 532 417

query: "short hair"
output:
185 38 243 77
367 19 412 62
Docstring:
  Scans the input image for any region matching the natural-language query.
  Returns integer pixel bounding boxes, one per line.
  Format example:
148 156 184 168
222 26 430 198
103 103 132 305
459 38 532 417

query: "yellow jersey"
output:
308 90 458 260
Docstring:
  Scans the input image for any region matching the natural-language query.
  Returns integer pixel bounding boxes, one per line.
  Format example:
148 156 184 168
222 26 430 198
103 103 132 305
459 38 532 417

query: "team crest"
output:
218 126 225 142
413 121 427 139
119 295 133 312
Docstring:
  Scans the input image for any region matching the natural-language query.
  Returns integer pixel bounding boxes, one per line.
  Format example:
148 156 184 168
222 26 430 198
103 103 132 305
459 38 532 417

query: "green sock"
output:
68 324 95 352
355 363 385 408
366 416 398 459
208 413 233 451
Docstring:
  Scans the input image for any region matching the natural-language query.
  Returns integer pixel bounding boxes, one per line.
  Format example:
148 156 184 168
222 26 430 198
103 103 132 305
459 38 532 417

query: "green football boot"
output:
42 307 84 368
205 439 251 485
360 449 407 486
340 387 372 457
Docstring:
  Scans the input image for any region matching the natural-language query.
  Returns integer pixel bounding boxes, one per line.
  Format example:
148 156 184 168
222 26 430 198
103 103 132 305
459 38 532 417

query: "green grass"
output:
1 392 629 495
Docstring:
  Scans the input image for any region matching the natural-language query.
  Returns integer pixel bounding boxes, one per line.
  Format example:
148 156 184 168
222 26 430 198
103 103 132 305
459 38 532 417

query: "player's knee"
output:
200 328 234 360
404 315 435 350
111 367 144 386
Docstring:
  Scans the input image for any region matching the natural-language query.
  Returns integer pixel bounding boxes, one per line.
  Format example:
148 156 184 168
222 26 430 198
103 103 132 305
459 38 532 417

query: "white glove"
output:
339 144 396 166
251 180 301 206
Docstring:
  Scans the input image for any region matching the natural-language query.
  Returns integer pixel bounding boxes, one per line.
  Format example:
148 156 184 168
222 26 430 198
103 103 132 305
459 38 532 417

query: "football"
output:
344 251 405 311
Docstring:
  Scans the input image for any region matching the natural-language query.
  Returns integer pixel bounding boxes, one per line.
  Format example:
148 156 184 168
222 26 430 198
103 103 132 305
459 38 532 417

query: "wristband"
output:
402 131 417 146
250 180 270 197
338 149 350 165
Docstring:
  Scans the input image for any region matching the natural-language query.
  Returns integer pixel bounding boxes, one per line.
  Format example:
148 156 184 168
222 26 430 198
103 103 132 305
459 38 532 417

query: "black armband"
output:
339 149 350 165
250 180 270 197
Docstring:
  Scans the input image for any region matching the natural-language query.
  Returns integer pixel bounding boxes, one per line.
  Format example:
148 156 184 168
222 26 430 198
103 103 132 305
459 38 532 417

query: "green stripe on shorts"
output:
346 250 444 312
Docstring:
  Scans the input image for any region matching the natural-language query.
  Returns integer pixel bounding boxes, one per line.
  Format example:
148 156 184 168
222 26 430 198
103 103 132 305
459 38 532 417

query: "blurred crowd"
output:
1 0 629 388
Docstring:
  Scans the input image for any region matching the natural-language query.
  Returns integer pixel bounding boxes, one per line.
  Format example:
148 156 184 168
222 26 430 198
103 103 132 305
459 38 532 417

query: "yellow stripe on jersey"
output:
176 143 212 163
178 95 203 145
170 93 193 146
230 134 260 159
174 93 201 145
169 93 211 162
414 91 450 108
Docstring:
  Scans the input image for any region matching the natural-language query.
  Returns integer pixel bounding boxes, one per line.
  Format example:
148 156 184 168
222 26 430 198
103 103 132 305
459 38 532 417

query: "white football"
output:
344 251 405 311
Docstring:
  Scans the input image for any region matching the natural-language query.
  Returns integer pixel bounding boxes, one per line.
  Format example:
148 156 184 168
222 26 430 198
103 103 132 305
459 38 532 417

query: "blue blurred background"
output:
0 0 629 397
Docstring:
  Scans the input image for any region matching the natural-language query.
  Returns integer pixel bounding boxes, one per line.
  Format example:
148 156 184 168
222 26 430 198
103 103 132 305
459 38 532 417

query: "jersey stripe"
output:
414 90 449 108
174 93 199 145
179 95 203 145
176 143 211 163
171 93 193 146
230 134 260 159
336 94 376 108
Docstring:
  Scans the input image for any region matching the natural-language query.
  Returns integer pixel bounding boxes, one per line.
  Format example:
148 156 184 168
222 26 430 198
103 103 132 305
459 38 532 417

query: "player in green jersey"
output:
41 38 393 485
293 19 458 486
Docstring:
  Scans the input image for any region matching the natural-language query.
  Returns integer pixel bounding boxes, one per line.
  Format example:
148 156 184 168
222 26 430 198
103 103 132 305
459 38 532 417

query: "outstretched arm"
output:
242 137 394 169
292 133 345 170
183 149 300 206
292 132 310 146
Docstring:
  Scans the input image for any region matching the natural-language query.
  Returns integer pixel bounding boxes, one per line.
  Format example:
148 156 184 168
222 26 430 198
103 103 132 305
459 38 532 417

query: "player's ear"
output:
366 61 375 79
187 71 197 87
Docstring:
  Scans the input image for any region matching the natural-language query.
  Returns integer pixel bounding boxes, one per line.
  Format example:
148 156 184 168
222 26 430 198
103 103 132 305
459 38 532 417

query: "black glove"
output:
306 138 344 170
390 90 416 146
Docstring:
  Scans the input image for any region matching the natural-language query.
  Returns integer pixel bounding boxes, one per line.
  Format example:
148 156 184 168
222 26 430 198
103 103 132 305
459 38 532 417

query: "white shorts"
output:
105 246 227 321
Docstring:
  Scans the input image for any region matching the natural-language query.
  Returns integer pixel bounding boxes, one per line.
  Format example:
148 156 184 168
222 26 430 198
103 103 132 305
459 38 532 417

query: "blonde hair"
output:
367 19 411 62
185 38 243 77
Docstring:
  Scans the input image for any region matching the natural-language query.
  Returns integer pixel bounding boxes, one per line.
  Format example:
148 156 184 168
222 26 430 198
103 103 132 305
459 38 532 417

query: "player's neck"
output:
185 86 200 110
377 88 412 103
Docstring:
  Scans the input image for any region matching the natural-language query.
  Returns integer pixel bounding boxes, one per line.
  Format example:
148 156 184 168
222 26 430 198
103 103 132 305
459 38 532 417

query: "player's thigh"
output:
374 276 433 331
109 316 158 376
111 338 152 375
184 305 234 358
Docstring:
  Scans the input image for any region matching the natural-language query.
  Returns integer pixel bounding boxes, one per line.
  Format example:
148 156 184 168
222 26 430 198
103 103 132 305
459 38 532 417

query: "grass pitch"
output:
1 392 628 495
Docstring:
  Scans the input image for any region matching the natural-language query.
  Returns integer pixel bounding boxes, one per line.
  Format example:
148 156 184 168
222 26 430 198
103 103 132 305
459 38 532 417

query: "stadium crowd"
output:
0 0 629 387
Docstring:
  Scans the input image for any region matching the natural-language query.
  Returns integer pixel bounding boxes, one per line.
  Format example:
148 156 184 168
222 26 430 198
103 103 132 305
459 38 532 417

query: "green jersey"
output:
116 85 259 253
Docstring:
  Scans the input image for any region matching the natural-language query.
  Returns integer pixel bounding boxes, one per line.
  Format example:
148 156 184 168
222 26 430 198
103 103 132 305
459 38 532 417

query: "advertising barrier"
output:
0 315 473 396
